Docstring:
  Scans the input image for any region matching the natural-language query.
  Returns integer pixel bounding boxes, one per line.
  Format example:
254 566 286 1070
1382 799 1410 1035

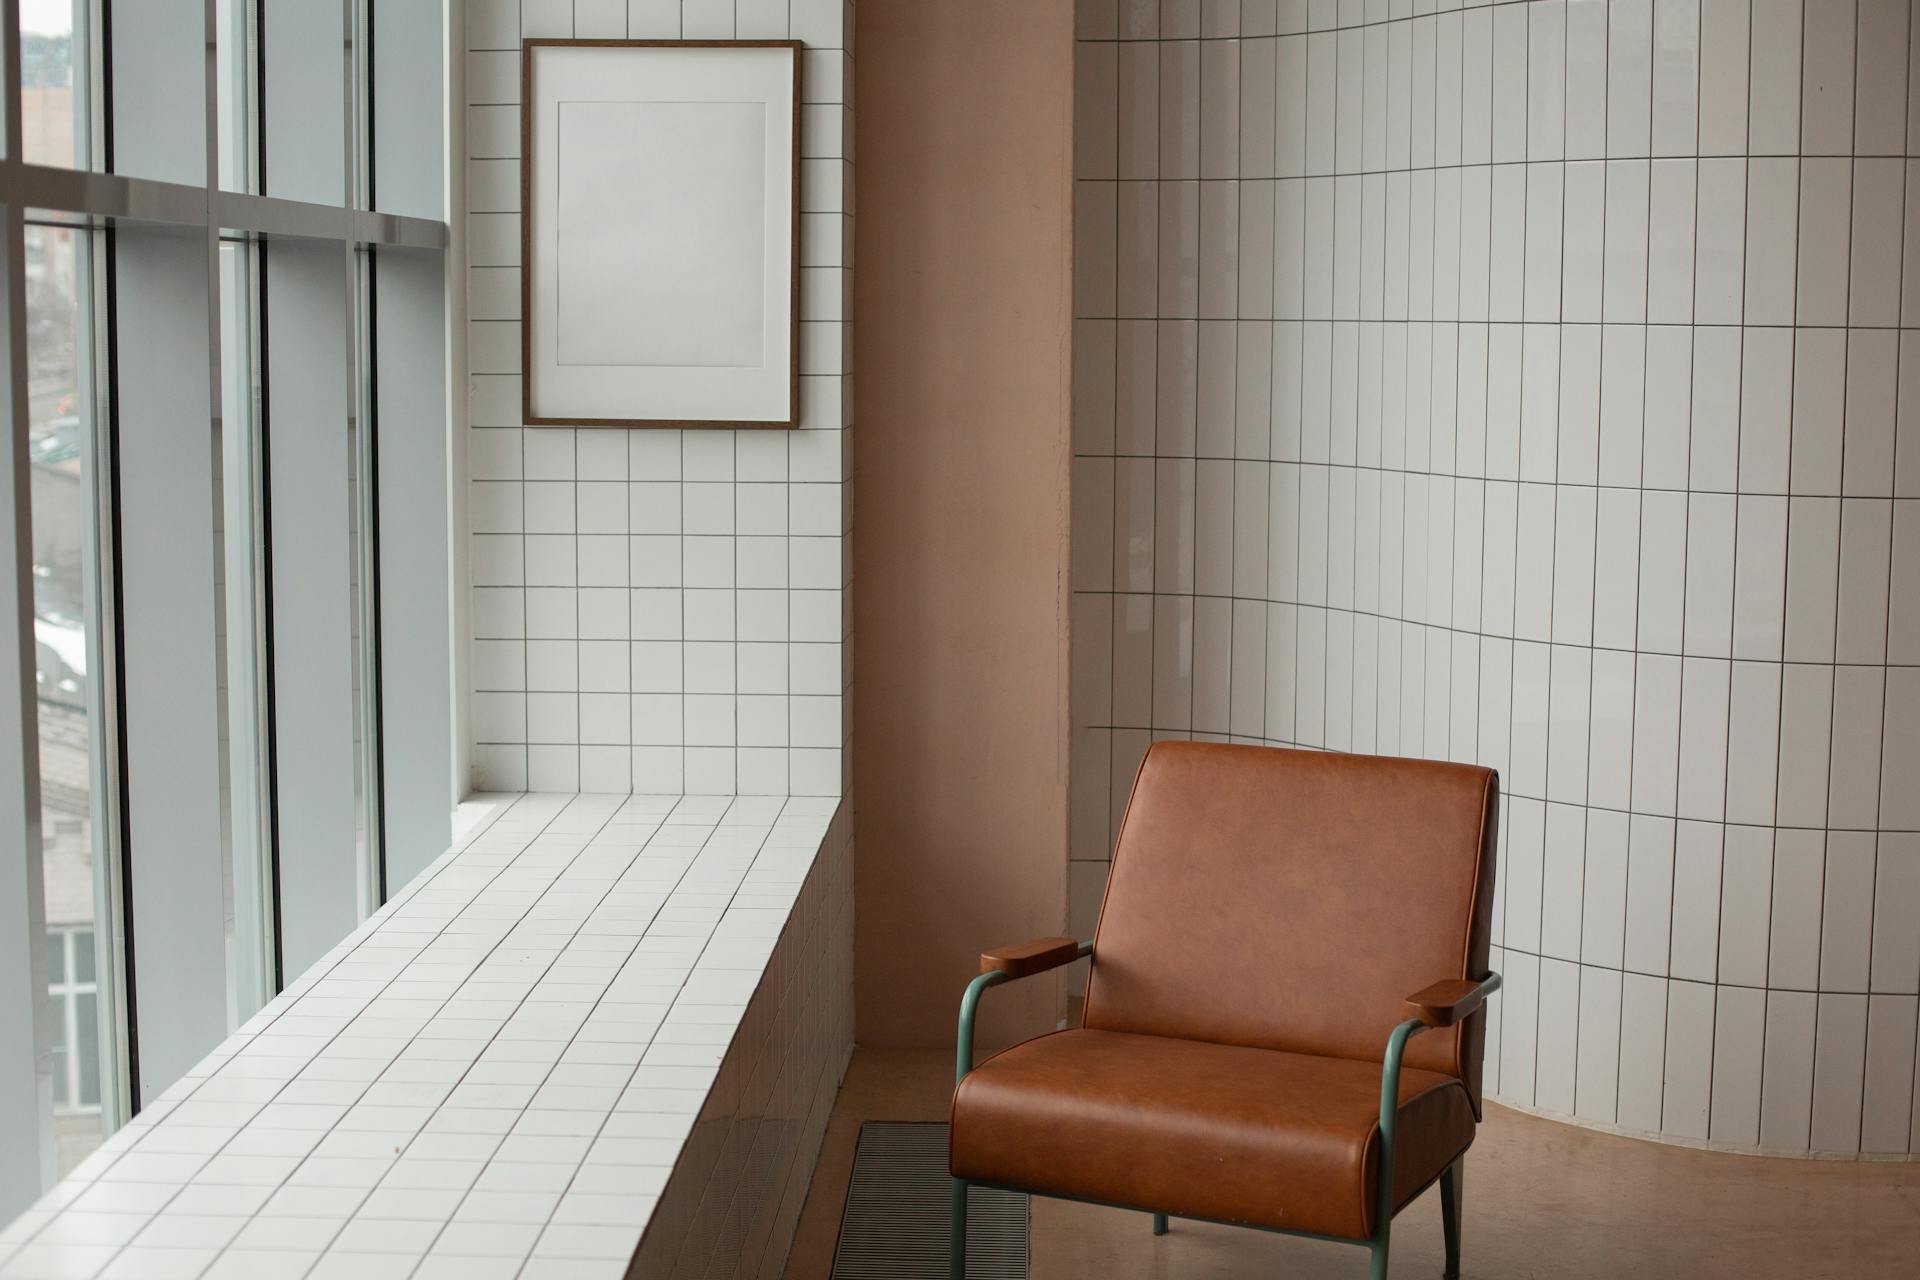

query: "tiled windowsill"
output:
0 792 847 1280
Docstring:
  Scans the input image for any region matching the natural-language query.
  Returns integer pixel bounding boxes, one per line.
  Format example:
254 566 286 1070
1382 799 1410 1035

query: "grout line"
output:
1062 446 1920 499
1884 0 1920 1159
1573 0 1614 1124
1839 0 1873 1158
1191 31 1210 746
1763 0 1813 1153
1673 0 1714 1142
1708 0 1756 1147
1048 600 1916 669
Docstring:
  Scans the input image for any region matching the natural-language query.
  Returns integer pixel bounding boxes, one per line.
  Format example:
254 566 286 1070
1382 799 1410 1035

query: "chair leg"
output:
1152 1212 1168 1235
950 1179 967 1280
1440 1158 1464 1279
1368 1228 1390 1280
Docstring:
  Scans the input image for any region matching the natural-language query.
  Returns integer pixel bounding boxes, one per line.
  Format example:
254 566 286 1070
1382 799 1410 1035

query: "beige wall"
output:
852 0 1076 1050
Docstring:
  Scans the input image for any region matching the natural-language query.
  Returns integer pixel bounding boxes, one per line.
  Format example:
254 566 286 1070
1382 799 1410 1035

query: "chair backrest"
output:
1083 742 1499 1112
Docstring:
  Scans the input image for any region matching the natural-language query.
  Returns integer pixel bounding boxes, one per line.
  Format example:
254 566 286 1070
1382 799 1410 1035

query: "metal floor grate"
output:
830 1123 1029 1280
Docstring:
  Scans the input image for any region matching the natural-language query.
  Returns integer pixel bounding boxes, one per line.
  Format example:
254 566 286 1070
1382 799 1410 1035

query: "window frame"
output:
45 925 97 1115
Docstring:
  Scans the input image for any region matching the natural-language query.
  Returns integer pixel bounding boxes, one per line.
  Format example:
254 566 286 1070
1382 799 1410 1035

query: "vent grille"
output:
830 1123 1029 1279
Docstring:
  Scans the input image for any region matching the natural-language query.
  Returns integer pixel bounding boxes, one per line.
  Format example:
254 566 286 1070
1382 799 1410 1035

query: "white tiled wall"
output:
1073 0 1920 1156
465 0 854 799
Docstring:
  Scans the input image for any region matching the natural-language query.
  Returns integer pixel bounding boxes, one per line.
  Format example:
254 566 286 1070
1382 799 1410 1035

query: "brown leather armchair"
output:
948 742 1501 1279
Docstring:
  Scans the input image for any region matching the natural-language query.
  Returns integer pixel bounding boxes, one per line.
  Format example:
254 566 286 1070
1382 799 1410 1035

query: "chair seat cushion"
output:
949 1028 1476 1241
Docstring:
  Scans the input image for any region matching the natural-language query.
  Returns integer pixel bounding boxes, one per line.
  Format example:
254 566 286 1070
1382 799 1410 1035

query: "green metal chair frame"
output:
950 942 1501 1280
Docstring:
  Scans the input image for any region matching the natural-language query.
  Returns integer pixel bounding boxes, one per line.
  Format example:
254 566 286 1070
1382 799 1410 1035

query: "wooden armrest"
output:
980 936 1083 978
1402 975 1500 1027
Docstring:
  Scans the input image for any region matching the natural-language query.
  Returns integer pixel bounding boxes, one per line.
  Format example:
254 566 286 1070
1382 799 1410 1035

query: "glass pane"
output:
216 0 251 191
19 0 85 168
219 240 274 1016
75 993 100 1109
71 926 93 983
47 1020 67 1110
43 931 63 985
261 2 345 204
26 222 109 1172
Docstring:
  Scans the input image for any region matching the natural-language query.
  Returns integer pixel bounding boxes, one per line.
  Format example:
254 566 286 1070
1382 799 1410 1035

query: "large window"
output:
1 0 452 1221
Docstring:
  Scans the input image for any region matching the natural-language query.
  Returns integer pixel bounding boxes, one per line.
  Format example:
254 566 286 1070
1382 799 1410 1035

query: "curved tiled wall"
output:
1071 0 1920 1156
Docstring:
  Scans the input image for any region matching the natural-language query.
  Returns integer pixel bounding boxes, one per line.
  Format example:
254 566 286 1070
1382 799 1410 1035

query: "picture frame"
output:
520 39 802 429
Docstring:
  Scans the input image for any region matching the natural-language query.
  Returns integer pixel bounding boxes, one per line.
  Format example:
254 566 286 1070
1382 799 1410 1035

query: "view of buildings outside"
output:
28 218 101 1176
20 1 77 169
20 0 103 1174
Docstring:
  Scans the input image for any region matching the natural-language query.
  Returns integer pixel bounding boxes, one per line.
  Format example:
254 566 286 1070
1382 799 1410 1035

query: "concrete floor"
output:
784 1049 1920 1279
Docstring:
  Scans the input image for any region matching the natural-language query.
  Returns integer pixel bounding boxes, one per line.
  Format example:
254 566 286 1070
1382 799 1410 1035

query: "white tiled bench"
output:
0 793 854 1280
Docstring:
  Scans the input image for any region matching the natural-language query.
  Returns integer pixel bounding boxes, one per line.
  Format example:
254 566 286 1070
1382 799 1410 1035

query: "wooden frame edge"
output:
517 39 804 431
